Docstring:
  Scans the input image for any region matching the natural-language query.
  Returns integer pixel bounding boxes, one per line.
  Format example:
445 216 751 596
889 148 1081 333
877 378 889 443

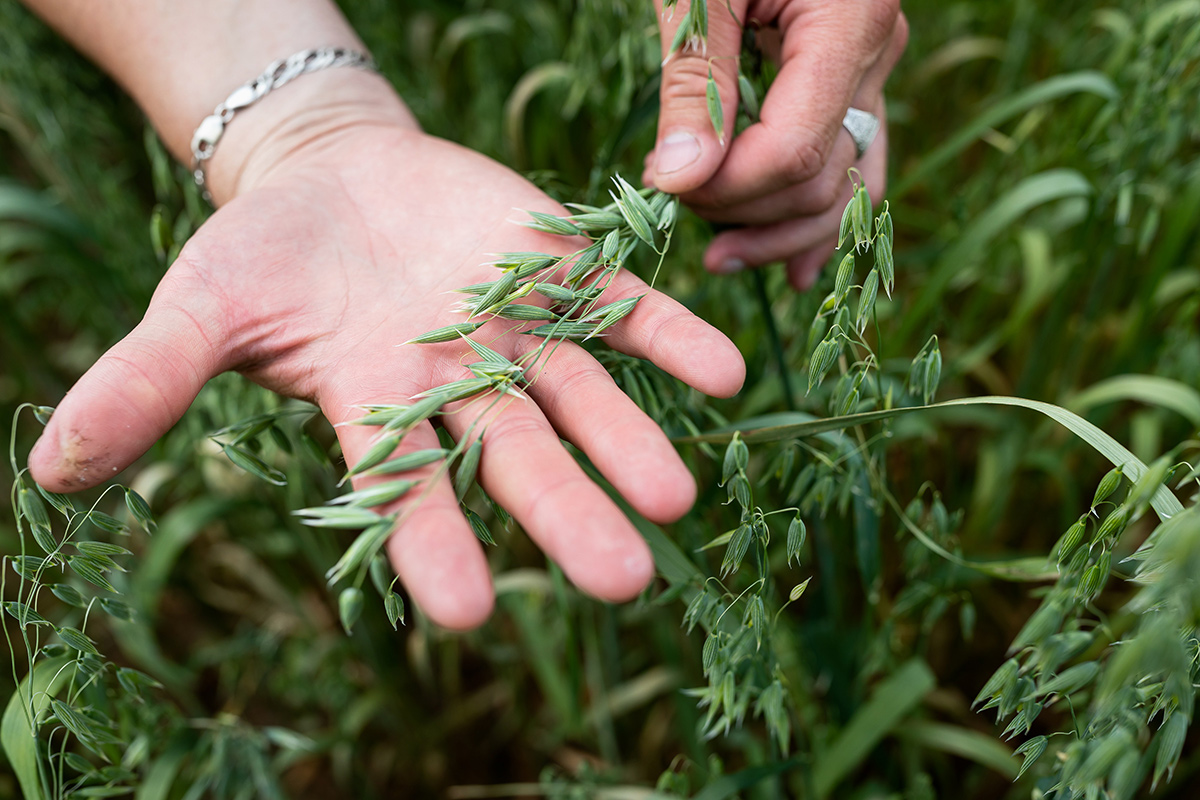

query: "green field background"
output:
1 1 1198 797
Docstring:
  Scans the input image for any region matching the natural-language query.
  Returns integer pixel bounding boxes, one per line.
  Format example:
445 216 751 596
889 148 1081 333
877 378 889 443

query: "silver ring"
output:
842 108 880 160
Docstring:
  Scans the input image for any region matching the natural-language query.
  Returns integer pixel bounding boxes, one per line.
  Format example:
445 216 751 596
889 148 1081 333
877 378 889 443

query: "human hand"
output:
644 0 907 289
28 77 746 631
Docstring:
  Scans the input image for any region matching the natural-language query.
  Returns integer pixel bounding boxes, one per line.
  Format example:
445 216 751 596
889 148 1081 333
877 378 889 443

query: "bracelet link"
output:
190 114 226 162
189 46 378 202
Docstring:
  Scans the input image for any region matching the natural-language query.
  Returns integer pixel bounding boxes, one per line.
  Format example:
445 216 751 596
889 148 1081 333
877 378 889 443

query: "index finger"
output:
685 0 904 208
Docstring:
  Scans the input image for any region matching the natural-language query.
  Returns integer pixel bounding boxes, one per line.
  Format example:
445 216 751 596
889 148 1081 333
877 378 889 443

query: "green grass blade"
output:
2 656 72 800
895 720 1018 779
690 757 804 800
813 659 936 798
1066 374 1200 428
680 395 1183 522
898 169 1093 342
891 71 1118 199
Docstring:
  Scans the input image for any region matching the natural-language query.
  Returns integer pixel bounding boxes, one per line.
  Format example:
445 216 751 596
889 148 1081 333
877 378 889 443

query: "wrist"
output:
201 66 421 204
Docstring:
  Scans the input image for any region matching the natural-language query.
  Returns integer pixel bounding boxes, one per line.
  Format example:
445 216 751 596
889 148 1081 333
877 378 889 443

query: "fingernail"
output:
714 258 746 274
655 132 701 175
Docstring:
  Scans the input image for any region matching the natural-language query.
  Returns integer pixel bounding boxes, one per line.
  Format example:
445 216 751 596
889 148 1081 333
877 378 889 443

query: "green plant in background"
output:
2 0 1200 798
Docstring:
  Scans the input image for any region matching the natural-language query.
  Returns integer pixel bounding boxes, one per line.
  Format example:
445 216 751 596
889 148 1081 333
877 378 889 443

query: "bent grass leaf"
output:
76 785 134 797
893 70 1118 199
1068 374 1200 429
896 721 1017 780
3 656 72 800
813 659 936 798
680 395 1183 522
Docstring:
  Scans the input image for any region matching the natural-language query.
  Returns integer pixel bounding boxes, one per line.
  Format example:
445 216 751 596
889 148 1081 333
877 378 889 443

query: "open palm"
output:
30 123 746 629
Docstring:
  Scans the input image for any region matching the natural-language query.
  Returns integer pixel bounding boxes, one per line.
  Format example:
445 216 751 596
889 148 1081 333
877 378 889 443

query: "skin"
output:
17 0 745 629
18 0 905 630
647 0 909 288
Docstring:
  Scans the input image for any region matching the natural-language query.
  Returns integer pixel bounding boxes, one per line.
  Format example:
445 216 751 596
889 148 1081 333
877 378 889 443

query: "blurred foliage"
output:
1 0 1199 798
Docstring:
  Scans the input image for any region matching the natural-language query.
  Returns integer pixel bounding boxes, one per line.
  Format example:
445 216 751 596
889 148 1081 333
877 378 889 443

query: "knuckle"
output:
520 472 591 524
865 0 902 40
481 414 547 453
782 135 829 184
809 175 845 214
892 12 911 59
537 360 611 420
660 55 715 105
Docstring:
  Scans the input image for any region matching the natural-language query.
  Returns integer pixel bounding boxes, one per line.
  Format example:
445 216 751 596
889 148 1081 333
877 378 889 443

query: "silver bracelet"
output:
189 46 377 200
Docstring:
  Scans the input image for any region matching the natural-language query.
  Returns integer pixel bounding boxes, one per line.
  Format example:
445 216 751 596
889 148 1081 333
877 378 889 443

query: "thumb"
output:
29 290 226 492
649 0 747 195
